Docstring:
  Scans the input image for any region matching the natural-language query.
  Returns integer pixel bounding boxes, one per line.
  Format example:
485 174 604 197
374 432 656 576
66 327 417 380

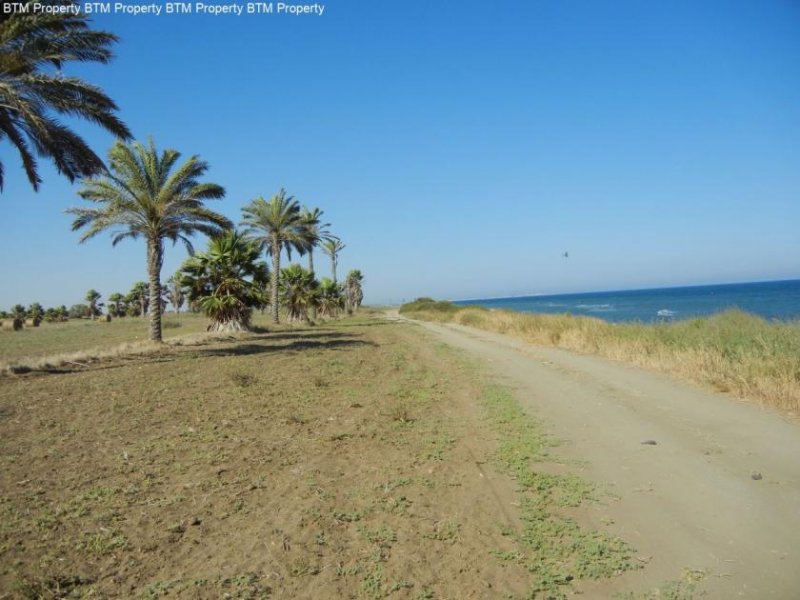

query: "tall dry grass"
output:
0 331 250 375
400 300 800 413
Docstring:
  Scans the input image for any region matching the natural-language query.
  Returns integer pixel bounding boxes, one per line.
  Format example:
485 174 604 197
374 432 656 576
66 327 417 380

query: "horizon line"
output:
451 276 800 304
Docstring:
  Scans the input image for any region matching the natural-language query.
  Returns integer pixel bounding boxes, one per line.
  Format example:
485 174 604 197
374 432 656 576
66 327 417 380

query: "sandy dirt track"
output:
394 313 800 598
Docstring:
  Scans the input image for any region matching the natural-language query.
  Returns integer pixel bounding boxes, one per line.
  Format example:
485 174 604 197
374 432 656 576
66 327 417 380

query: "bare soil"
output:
398 313 800 599
0 318 559 599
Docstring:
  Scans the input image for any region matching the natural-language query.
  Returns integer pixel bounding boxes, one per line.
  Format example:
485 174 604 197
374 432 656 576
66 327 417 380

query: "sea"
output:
454 280 800 323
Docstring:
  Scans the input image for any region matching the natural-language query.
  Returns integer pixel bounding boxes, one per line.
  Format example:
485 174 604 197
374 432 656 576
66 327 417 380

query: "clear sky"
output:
2 0 799 308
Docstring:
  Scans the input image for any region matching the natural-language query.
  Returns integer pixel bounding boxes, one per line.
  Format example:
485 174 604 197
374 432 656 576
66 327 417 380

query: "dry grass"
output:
0 312 297 368
400 301 800 413
0 331 243 375
0 313 210 362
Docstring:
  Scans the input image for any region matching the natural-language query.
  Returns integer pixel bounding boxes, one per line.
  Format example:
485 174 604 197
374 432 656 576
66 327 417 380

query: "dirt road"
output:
394 313 800 598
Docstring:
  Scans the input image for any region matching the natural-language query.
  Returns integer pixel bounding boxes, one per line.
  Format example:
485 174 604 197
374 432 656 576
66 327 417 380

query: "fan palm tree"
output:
180 230 268 332
321 238 345 284
0 1 131 191
128 281 148 317
279 264 318 323
55 305 68 321
345 269 364 313
68 138 231 342
241 189 306 324
8 304 24 328
108 292 125 317
85 288 102 319
27 302 44 320
317 277 343 318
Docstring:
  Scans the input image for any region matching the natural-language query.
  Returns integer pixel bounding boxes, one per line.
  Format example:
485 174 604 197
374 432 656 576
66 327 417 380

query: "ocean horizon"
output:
453 279 800 323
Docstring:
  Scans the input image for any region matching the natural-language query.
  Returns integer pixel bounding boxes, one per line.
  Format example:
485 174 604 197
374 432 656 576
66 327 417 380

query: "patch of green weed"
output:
482 384 638 598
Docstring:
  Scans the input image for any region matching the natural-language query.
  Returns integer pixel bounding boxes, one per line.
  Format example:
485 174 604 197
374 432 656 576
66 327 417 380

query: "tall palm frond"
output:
0 1 132 190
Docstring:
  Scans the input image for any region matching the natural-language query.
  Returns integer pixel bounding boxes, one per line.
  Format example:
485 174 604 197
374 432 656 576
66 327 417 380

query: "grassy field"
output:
0 313 286 374
0 314 647 599
399 299 800 413
0 314 212 364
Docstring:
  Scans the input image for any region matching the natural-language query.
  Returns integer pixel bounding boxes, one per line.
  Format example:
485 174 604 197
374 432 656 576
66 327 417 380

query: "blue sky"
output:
2 0 799 308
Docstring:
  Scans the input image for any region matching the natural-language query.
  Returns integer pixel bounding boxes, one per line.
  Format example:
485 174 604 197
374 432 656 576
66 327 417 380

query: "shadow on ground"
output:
193 337 377 358
3 328 378 376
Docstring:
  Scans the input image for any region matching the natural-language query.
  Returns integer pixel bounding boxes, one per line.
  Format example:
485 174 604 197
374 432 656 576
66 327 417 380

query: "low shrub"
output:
399 298 460 314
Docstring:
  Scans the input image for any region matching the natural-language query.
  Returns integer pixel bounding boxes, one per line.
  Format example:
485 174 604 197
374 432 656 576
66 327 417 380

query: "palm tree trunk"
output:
271 237 281 324
332 255 337 284
147 238 164 342
309 250 317 320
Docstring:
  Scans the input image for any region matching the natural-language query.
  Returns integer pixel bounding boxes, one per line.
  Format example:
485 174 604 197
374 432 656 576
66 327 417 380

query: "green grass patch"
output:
482 384 638 598
616 568 706 600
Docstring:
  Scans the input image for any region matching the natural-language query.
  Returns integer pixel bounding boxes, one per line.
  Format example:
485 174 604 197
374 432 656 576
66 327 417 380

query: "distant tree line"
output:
3 239 364 335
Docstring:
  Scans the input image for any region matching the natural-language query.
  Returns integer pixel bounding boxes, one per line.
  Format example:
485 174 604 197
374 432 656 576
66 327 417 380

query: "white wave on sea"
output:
576 303 615 312
657 309 677 317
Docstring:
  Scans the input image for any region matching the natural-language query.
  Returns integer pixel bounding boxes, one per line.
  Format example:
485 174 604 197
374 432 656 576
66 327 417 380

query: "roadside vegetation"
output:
399 299 800 412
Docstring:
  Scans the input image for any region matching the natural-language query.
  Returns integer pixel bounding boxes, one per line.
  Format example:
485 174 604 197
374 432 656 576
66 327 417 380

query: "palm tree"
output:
10 304 25 319
321 238 346 284
298 207 333 275
241 189 305 324
128 281 148 317
317 277 344 318
108 292 125 317
85 288 102 319
0 1 131 191
279 264 318 323
180 230 268 332
27 302 44 320
345 269 364 313
166 273 185 315
68 138 231 342
298 207 333 320
8 304 24 329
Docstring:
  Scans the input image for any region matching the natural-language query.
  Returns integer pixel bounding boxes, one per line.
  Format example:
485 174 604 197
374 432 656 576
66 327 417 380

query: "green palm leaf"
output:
0 1 131 190
241 188 307 324
67 138 231 342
